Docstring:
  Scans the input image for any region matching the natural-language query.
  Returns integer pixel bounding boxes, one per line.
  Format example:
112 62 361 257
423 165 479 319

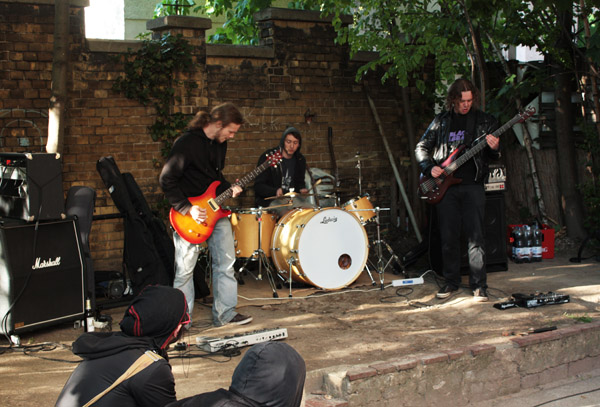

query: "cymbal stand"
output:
356 155 363 196
236 208 279 297
366 207 406 290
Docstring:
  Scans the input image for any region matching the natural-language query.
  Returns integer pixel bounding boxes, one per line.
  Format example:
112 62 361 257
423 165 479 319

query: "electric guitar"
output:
418 107 535 204
170 151 282 244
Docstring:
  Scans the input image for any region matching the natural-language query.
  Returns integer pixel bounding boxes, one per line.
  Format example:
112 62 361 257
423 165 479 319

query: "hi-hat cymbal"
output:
339 152 377 163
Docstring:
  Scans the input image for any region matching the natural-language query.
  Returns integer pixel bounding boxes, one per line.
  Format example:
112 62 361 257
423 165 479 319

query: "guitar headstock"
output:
519 106 536 122
266 150 283 167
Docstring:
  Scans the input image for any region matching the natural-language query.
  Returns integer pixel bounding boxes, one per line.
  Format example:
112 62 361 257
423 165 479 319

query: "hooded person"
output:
254 127 309 213
55 285 190 407
165 341 306 407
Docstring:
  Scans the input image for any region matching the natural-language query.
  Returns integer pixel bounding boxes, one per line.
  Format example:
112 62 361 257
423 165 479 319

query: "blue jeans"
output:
173 217 238 326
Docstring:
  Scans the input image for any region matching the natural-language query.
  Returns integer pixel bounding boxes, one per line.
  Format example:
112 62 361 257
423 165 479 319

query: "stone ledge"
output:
306 323 600 406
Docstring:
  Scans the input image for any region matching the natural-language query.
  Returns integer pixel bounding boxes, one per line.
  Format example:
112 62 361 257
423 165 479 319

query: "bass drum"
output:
271 208 369 290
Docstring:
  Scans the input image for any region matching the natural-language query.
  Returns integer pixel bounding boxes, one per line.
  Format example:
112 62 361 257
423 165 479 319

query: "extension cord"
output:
392 277 424 287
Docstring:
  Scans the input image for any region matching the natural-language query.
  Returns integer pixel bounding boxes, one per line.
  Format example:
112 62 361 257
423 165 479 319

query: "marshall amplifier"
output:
0 218 85 335
0 152 65 221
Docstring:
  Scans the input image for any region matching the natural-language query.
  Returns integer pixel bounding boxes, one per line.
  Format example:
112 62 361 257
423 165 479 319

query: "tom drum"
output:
231 209 277 258
343 194 375 224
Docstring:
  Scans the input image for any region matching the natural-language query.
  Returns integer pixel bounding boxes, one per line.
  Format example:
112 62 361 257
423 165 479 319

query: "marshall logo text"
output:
32 257 61 270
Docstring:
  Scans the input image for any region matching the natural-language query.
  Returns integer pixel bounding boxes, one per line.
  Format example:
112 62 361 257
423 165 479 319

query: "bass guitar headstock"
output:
519 106 536 122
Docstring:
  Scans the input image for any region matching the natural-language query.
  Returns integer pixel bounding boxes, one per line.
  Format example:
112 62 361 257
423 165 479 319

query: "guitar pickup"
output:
207 199 219 212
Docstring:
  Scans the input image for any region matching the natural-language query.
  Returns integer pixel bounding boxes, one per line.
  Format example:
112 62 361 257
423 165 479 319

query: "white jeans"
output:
173 217 238 326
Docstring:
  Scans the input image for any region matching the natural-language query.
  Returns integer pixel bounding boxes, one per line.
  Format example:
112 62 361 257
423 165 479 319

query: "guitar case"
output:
122 172 175 285
96 156 170 295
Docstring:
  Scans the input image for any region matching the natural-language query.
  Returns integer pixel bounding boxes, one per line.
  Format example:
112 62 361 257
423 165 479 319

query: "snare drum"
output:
343 194 375 224
271 207 369 290
231 209 277 258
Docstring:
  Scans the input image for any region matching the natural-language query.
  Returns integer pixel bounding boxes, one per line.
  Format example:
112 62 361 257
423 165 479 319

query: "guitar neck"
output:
444 112 524 175
214 159 272 206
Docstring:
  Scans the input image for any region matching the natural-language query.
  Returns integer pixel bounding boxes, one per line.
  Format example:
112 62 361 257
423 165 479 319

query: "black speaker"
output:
428 191 507 274
0 152 65 221
0 218 85 335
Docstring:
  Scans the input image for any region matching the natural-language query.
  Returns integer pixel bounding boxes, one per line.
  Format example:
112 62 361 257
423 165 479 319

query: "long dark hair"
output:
445 78 480 111
187 102 244 130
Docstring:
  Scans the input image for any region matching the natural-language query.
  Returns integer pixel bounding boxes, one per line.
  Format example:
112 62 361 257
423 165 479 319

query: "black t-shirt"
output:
280 157 296 192
449 111 477 184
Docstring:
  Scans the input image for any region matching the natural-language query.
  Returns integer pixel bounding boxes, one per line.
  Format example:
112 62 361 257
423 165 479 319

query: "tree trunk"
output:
47 0 69 154
555 10 586 239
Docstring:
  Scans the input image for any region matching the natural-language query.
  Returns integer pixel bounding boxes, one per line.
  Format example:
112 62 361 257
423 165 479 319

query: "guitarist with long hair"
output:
415 78 500 302
159 103 252 327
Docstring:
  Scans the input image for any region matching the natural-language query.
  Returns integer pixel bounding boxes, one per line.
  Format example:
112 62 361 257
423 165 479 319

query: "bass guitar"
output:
418 107 535 204
170 151 282 244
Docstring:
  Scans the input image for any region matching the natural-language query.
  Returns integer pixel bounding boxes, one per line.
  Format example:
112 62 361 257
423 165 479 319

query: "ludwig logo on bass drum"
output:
320 216 337 224
32 257 61 270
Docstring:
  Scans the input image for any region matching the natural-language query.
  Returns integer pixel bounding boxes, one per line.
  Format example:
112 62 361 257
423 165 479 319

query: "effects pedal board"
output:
196 327 288 353
494 292 570 310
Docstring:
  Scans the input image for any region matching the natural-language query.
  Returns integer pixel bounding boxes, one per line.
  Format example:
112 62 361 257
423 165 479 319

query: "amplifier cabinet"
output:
0 218 85 335
0 152 65 221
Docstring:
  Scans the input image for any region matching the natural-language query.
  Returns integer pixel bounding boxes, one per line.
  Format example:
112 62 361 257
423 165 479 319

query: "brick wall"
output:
0 2 429 272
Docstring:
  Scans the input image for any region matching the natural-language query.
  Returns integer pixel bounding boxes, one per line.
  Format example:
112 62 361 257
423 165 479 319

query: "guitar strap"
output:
82 350 163 407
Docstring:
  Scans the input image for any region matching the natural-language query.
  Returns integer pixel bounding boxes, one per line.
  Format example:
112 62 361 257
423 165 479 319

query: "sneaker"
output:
436 285 458 299
473 287 489 302
227 313 253 325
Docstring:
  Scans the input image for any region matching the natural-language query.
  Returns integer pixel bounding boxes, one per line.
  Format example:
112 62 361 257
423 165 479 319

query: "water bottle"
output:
512 226 524 263
523 225 533 263
531 223 543 262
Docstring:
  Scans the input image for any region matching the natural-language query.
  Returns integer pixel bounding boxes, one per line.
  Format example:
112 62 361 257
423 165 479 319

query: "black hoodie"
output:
166 341 306 407
254 127 307 208
55 286 189 407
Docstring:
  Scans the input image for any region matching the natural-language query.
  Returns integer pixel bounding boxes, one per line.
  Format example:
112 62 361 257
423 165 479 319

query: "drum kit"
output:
227 152 405 297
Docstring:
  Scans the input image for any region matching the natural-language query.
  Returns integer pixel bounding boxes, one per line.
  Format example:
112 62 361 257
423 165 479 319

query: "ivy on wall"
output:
112 33 198 159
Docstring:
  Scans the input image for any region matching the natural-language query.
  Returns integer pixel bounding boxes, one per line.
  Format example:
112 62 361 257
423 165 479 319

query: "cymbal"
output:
338 152 377 163
264 192 317 200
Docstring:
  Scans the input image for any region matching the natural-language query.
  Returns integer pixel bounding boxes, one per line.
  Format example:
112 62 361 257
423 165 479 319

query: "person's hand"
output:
300 188 309 194
486 134 499 150
431 166 444 178
276 188 283 197
231 184 243 198
189 205 207 224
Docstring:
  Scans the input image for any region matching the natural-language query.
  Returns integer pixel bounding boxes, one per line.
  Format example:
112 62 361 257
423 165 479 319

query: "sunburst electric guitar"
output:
170 151 282 244
418 107 536 205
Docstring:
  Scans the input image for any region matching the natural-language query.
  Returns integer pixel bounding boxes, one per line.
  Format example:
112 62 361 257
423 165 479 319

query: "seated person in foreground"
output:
166 341 306 407
55 285 190 407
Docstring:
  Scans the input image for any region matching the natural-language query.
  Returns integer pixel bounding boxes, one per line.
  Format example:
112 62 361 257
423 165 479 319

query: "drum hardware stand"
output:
285 256 297 298
236 208 280 298
365 207 406 290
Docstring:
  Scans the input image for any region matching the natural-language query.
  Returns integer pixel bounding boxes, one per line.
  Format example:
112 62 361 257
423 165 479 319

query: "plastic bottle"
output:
512 226 524 263
523 225 532 263
531 223 543 262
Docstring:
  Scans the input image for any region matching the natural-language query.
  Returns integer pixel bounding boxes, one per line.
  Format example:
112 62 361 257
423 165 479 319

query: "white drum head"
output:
297 208 368 289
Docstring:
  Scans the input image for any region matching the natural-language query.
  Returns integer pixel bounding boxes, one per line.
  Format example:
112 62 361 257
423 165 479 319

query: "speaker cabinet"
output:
0 152 65 221
0 218 85 335
428 191 507 274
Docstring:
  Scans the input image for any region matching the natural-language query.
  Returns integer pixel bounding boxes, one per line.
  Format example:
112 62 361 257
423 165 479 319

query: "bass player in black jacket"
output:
415 78 500 302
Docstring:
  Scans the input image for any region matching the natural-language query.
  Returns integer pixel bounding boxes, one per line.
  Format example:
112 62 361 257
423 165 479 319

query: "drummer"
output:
254 127 310 217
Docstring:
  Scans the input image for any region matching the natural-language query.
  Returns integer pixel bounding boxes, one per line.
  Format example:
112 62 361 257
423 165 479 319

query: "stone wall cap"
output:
254 7 352 25
6 0 89 6
147 15 212 31
87 39 141 53
207 44 274 59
